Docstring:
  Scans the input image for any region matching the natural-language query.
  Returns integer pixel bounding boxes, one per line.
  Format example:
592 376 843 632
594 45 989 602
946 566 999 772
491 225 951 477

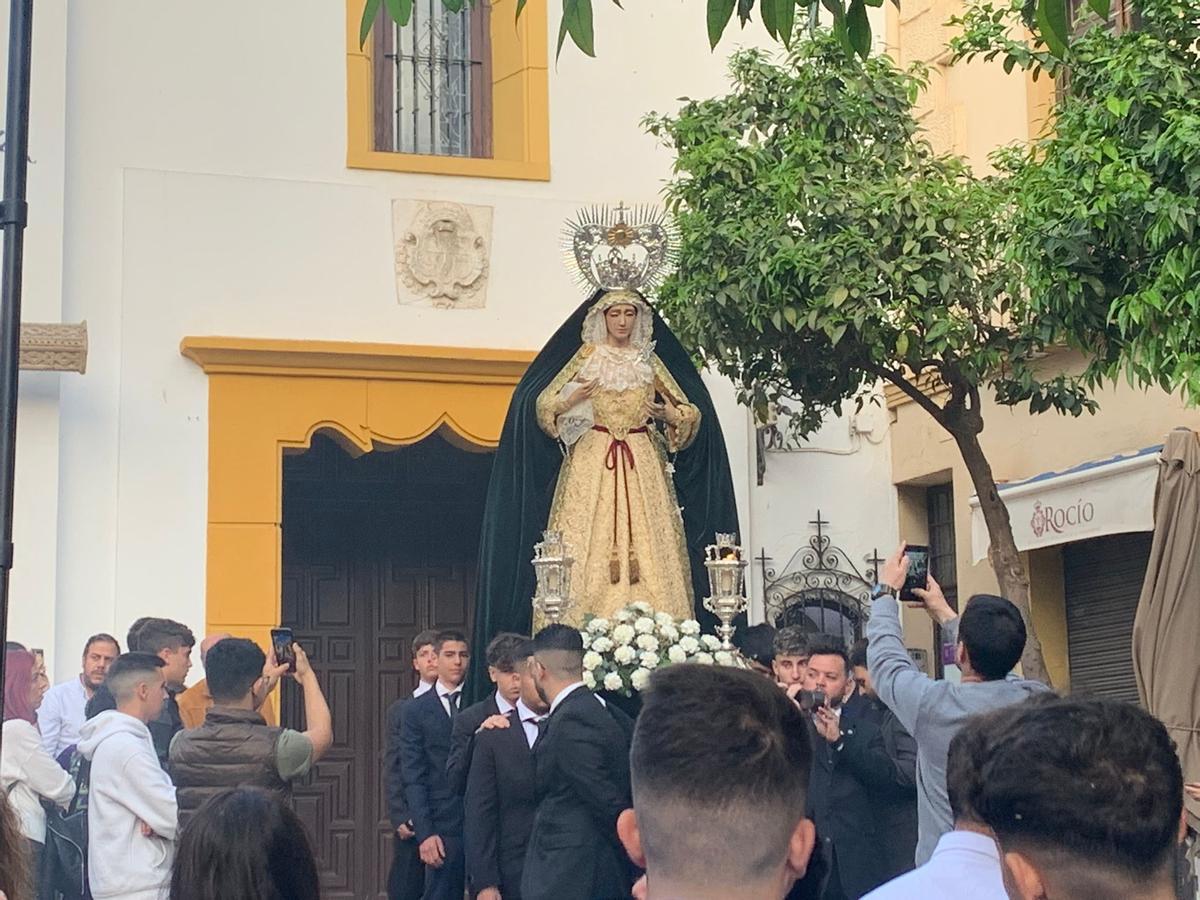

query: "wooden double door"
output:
280 432 493 899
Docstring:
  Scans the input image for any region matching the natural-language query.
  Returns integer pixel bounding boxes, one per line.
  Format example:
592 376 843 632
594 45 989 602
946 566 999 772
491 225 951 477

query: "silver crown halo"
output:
561 202 679 296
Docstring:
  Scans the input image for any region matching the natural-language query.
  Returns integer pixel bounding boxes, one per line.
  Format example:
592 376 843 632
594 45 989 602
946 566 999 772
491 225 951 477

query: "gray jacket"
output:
866 594 1050 865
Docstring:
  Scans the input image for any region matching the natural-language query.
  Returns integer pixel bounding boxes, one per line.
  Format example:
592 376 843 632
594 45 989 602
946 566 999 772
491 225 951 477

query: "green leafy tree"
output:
952 0 1200 401
643 34 1120 684
357 0 1103 78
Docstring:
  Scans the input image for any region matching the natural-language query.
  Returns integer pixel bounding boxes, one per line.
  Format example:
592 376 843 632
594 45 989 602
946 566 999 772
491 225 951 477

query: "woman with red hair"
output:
1 648 75 891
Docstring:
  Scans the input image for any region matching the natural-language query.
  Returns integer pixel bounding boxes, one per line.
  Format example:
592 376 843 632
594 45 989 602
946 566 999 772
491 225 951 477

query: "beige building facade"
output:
885 8 1200 692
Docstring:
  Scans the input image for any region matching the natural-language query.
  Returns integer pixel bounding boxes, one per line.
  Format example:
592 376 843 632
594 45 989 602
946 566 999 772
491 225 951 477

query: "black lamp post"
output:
0 0 36 746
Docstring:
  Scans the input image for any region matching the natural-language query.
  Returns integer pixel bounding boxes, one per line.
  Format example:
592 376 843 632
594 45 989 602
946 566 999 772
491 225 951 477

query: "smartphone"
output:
900 544 930 602
270 628 296 673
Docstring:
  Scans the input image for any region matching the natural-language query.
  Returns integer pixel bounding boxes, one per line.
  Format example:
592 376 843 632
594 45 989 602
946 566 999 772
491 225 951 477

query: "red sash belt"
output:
594 425 648 581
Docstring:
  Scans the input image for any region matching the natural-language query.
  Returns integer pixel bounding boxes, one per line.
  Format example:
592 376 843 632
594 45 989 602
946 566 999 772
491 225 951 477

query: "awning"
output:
969 444 1162 563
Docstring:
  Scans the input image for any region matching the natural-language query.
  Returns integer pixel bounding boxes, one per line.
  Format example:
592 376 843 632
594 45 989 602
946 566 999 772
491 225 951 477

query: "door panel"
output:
280 432 492 899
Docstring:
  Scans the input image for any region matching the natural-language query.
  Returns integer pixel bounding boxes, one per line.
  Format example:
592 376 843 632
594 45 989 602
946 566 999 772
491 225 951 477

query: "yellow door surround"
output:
181 336 534 655
346 0 551 180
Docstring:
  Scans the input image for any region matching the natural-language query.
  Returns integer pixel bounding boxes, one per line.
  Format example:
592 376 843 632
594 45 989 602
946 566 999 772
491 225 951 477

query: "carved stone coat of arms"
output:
392 200 493 309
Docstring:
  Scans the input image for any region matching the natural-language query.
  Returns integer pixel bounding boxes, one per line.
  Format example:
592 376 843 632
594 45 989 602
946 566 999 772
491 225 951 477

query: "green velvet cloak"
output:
467 291 741 699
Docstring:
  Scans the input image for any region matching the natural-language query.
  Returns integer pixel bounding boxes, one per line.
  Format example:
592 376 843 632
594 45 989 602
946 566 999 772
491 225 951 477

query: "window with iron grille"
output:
371 0 493 159
926 483 959 611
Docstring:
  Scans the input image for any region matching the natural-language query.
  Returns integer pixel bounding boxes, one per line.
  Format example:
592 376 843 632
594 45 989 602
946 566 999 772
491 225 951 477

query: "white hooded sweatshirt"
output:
77 710 178 900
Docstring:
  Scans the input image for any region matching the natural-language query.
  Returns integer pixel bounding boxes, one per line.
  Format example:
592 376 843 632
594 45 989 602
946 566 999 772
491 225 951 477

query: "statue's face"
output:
604 304 638 342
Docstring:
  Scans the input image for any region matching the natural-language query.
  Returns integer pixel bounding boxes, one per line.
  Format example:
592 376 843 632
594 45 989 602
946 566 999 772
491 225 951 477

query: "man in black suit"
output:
846 638 917 879
446 632 526 795
520 624 633 900
385 629 440 900
464 637 549 900
806 636 914 900
400 629 471 900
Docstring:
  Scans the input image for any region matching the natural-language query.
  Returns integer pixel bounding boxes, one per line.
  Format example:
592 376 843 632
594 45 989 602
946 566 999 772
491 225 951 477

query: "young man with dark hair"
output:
619 664 817 900
126 617 197 766
864 707 1006 899
446 631 528 795
773 626 810 689
39 632 121 759
967 695 1184 900
77 652 178 900
804 636 915 899
522 624 633 900
176 633 281 730
465 637 548 900
385 628 440 900
167 636 333 829
868 544 1050 864
401 629 471 900
734 623 777 677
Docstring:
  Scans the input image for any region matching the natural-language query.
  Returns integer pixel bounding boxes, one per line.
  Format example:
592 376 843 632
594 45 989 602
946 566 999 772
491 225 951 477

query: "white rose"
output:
667 645 687 664
632 601 654 614
630 667 651 691
583 650 603 671
614 645 637 665
581 631 593 649
701 634 722 650
655 611 675 626
715 651 734 667
695 652 715 665
615 609 633 623
636 634 660 653
634 616 656 634
591 636 614 654
640 651 661 669
604 671 624 692
583 670 597 689
658 624 680 643
680 619 702 635
587 617 611 634
678 635 700 654
613 624 636 645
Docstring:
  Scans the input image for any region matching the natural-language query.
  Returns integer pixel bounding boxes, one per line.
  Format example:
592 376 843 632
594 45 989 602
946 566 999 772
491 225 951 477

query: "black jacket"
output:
520 686 633 900
400 688 464 842
446 693 502 796
807 691 918 898
464 708 538 897
385 692 418 829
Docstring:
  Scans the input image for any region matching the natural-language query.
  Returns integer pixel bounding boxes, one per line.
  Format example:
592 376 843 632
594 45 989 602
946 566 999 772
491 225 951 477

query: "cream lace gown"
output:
536 343 700 624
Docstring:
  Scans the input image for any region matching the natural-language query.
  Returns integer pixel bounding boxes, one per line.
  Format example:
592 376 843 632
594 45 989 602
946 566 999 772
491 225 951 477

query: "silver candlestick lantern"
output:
532 530 574 625
703 533 750 661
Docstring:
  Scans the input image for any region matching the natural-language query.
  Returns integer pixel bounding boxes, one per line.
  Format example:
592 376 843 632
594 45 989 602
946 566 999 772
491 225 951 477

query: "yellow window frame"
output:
346 0 550 180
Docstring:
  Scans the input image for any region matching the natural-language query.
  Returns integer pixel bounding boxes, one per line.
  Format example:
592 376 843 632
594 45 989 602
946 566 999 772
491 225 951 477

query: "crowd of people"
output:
0 543 1197 900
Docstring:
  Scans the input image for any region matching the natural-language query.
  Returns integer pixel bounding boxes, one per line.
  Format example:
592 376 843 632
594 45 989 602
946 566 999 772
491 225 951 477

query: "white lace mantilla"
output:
577 343 655 391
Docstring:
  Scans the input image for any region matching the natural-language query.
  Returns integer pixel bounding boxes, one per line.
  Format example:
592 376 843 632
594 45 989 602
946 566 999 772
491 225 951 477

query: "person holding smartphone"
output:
168 636 333 830
866 543 1050 866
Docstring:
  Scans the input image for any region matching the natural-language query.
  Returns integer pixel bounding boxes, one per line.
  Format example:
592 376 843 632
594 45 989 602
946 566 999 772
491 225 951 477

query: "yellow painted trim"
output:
345 0 550 181
183 336 533 652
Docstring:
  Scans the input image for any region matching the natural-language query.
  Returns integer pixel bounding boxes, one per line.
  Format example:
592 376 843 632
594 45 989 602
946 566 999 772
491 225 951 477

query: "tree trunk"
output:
950 427 1052 685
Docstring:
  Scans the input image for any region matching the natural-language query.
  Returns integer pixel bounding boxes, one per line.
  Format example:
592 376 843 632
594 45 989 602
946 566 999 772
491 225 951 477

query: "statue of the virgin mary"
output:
469 205 740 682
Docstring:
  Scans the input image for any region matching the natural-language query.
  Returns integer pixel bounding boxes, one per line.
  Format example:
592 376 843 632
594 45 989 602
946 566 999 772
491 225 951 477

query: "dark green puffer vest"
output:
169 706 291 829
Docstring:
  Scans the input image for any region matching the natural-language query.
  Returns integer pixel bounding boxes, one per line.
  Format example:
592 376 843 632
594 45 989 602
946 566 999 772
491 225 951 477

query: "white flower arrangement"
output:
583 670 597 689
580 602 727 696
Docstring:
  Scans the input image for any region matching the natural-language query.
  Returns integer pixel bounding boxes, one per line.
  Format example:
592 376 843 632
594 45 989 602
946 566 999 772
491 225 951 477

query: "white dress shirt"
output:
413 680 434 698
38 676 89 759
516 699 544 749
436 681 464 718
494 691 516 717
861 830 1007 900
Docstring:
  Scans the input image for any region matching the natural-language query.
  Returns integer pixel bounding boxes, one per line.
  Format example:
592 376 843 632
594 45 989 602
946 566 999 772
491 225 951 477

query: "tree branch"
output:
867 363 946 426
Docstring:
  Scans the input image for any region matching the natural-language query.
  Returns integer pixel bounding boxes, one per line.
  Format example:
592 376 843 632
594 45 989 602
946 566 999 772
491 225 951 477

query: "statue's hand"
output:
646 399 682 426
559 379 598 415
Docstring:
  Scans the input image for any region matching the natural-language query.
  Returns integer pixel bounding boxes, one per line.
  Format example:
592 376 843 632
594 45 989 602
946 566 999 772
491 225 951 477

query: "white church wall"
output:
22 0 888 678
